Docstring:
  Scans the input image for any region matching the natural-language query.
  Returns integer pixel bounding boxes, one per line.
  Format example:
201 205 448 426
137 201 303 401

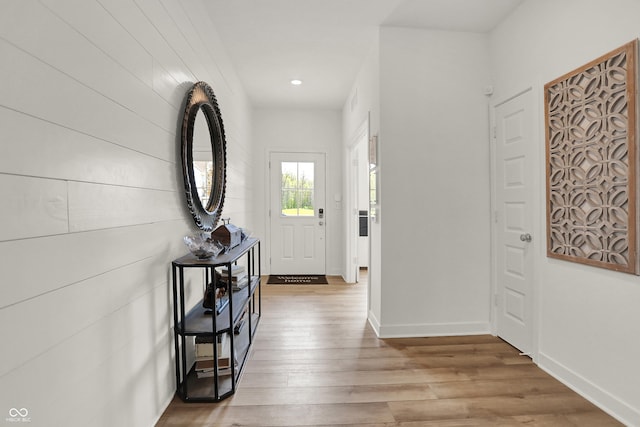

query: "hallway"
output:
157 273 620 426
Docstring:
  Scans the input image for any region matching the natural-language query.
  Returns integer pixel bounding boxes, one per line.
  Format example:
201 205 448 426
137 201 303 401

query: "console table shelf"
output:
177 276 260 335
171 238 261 402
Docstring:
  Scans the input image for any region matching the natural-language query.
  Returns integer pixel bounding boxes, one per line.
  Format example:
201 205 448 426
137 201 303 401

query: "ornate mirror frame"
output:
181 81 227 231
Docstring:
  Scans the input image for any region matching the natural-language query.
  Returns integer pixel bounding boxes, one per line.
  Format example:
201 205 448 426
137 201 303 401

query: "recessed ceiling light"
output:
290 79 302 86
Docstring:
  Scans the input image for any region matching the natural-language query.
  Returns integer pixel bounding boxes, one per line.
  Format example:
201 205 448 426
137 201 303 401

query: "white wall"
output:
377 27 493 337
342 28 493 337
252 108 343 276
491 0 640 424
0 1 253 426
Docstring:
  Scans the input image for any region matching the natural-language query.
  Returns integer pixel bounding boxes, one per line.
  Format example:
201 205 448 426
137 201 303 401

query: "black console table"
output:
172 238 261 402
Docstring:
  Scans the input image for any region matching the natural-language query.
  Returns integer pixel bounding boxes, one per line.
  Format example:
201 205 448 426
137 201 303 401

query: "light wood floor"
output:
156 272 622 426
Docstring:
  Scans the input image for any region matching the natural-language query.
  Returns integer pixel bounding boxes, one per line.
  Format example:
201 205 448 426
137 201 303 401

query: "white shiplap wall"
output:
0 1 253 426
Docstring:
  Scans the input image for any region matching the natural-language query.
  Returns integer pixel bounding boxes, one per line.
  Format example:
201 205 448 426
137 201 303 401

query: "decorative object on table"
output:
544 39 639 274
211 218 243 252
266 275 328 284
180 81 227 231
234 307 248 335
183 233 224 259
202 280 228 313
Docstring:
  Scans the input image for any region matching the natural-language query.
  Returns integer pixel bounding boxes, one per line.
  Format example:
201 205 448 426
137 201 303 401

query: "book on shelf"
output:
217 264 245 278
194 333 238 378
217 265 250 290
195 358 229 370
216 265 247 281
232 275 249 291
195 333 232 376
195 365 235 378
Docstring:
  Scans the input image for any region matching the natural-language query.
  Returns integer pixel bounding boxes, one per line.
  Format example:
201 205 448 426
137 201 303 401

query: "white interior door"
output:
269 152 326 275
494 89 535 355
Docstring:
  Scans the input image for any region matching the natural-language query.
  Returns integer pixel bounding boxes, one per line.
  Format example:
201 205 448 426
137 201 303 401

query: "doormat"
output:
267 275 328 284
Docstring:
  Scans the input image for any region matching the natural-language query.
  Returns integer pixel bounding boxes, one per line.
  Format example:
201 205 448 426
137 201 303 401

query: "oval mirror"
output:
192 108 214 209
181 82 227 230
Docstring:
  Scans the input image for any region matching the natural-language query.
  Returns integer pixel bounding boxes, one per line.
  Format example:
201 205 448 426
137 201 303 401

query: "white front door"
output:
269 152 326 275
493 89 535 355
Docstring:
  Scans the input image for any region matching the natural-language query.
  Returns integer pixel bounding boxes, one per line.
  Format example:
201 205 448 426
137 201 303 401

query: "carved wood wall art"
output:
545 40 639 274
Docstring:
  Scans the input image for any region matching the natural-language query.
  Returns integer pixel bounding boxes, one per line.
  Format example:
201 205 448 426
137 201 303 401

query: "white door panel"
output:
494 90 534 354
270 152 326 275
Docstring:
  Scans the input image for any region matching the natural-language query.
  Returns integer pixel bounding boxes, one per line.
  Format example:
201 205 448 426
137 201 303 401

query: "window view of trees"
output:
281 162 314 216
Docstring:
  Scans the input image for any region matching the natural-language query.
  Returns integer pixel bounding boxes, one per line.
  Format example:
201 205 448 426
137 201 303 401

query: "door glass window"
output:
281 162 314 216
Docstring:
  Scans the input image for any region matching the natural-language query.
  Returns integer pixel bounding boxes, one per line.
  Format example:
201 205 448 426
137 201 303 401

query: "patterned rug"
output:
267 275 328 284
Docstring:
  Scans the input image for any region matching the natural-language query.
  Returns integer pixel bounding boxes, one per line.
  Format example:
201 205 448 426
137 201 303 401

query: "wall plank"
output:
67 181 183 231
0 281 175 426
0 107 176 191
0 221 183 308
0 174 68 241
0 1 175 133
184 0 248 112
162 0 227 92
136 0 208 86
39 0 154 87
0 39 174 162
0 256 163 376
97 0 197 99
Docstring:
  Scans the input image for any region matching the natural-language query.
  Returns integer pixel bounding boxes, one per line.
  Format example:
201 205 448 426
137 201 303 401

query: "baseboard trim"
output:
376 321 490 339
538 352 639 426
367 310 381 336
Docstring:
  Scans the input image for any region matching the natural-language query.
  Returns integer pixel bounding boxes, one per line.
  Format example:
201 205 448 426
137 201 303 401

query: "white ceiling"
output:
203 0 524 109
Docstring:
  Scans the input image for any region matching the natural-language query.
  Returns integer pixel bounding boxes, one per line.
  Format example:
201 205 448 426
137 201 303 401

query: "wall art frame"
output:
544 39 639 274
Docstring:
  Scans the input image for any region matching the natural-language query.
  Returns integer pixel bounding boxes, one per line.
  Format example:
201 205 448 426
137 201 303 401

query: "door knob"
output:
520 233 532 242
319 221 324 226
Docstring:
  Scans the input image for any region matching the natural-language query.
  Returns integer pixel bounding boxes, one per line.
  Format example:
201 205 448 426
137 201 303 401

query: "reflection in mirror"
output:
192 108 214 210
